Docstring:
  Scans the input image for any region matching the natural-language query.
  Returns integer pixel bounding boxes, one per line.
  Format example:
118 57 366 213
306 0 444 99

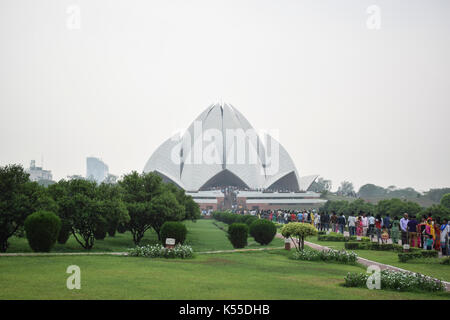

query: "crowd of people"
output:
204 205 450 256
254 209 449 256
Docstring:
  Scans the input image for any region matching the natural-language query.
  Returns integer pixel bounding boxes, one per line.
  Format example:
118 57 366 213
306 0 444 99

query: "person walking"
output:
407 215 418 247
368 214 375 240
417 217 427 248
440 219 449 256
375 214 382 243
356 216 363 236
434 218 441 251
314 213 320 229
330 212 338 233
348 212 356 237
383 214 391 237
338 213 346 234
362 213 368 237
400 213 409 245
391 216 400 245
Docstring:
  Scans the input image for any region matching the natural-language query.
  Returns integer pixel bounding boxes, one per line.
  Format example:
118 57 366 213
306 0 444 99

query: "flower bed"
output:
344 269 445 292
291 247 358 264
128 244 194 259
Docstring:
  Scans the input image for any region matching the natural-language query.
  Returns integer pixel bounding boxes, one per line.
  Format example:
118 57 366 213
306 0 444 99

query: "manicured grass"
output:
5 219 284 253
307 236 450 282
1 250 449 300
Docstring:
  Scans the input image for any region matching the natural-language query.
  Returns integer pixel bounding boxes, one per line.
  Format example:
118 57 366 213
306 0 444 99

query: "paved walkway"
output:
275 233 450 291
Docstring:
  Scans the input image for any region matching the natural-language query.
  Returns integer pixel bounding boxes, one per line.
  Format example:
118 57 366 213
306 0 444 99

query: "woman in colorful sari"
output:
417 217 427 248
425 219 435 246
390 216 400 245
434 218 441 250
356 216 363 236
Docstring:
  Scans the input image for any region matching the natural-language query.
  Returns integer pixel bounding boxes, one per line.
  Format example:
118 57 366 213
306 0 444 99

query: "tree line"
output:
320 196 450 219
0 164 200 252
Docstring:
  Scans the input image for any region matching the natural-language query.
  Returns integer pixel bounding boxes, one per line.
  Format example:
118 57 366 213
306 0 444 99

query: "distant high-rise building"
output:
26 160 53 182
86 157 109 184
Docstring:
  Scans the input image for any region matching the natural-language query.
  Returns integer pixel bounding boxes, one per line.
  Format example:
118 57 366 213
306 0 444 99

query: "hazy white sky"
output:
1 0 449 192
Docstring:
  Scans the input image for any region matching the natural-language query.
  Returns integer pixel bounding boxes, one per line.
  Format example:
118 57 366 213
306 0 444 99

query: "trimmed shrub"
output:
344 242 369 250
421 250 439 258
318 233 356 242
281 222 318 251
93 217 108 240
57 220 71 244
227 223 249 248
440 257 450 265
240 215 258 226
398 252 422 262
249 219 276 245
160 221 187 245
24 211 61 252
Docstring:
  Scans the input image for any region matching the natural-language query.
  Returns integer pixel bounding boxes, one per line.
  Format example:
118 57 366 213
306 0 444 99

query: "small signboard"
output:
284 238 290 250
326 231 330 235
403 244 410 252
165 238 175 246
356 236 361 241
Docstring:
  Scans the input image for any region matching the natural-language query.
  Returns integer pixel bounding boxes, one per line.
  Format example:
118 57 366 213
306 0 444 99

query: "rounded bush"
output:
57 220 71 244
160 221 187 245
249 219 276 245
227 223 248 248
24 211 61 252
93 217 108 240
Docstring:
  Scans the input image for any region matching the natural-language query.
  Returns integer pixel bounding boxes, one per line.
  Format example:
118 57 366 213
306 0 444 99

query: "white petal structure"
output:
144 103 313 192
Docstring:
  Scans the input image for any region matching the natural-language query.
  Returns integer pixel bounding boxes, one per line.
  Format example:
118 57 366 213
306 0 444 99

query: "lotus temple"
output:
144 103 326 211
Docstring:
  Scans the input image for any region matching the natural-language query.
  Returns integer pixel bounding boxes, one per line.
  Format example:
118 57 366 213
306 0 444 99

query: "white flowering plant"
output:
291 247 358 264
127 244 194 259
344 269 445 292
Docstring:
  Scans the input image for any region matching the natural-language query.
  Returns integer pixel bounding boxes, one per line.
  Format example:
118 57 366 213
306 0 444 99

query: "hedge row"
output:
343 241 439 261
213 211 258 226
398 251 439 262
317 232 358 242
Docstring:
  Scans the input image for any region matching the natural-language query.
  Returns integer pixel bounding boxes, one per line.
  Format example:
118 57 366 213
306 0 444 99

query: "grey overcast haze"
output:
0 0 449 192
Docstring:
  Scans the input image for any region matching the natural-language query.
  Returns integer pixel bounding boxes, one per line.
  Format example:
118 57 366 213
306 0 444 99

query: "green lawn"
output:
307 236 450 282
5 219 284 253
1 250 449 300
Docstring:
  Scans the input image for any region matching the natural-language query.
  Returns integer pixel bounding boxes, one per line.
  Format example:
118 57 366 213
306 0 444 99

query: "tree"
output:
421 204 450 220
323 200 349 214
281 223 317 252
440 193 450 209
97 183 129 237
376 198 421 217
308 177 332 193
423 188 450 203
119 171 164 245
358 184 387 198
48 179 102 250
0 164 56 252
164 183 201 221
337 181 355 197
149 191 184 240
